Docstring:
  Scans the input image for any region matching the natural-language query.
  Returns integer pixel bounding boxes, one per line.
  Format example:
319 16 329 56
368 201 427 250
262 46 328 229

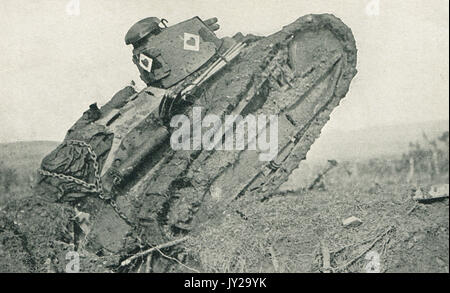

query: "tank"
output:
34 14 357 272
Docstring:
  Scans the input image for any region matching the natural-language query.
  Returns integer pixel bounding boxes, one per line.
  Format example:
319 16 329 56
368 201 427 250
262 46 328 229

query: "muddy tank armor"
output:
36 14 357 271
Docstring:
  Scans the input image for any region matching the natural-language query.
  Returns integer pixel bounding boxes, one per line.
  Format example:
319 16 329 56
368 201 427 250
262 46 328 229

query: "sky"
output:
0 0 448 142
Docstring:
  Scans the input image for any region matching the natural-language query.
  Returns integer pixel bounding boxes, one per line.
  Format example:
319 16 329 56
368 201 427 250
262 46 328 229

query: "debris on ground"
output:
342 216 363 228
412 184 449 203
308 160 339 191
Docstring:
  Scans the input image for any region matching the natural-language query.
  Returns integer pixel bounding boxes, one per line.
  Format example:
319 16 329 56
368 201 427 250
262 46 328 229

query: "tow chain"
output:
38 140 134 227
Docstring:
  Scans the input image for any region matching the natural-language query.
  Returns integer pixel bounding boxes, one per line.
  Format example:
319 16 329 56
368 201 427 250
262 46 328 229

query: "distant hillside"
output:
306 120 449 162
0 141 59 170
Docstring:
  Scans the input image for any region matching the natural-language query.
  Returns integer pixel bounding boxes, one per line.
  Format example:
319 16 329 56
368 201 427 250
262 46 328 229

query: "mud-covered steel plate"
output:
137 17 220 88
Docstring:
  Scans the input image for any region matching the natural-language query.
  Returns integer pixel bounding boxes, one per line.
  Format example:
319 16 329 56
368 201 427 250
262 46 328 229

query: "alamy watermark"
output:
170 107 279 162
66 0 80 16
65 251 80 273
364 250 381 273
365 0 380 16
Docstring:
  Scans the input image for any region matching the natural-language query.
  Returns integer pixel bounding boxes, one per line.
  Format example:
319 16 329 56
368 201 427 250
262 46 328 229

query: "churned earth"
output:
1 157 448 272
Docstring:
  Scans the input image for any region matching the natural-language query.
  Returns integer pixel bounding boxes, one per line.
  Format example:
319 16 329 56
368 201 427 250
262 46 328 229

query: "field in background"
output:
305 119 449 163
0 141 57 205
0 126 448 272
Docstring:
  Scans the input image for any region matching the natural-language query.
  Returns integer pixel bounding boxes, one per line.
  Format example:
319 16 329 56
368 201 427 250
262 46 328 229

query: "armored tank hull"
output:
33 13 357 272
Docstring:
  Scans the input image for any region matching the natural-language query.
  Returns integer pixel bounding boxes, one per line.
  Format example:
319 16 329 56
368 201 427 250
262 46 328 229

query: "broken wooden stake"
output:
120 236 189 267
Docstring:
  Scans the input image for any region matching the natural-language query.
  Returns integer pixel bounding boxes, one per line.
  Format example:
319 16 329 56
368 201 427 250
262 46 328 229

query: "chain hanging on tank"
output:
38 140 134 227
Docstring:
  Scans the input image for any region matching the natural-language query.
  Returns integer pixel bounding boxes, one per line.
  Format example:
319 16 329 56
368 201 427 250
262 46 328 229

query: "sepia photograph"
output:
0 0 448 278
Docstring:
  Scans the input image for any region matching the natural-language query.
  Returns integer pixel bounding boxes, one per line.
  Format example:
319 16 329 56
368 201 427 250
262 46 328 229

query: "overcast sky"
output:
0 0 448 142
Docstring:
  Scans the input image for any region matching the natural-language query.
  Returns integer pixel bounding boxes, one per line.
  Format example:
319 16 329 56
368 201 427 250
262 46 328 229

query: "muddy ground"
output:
185 171 449 273
1 152 448 272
